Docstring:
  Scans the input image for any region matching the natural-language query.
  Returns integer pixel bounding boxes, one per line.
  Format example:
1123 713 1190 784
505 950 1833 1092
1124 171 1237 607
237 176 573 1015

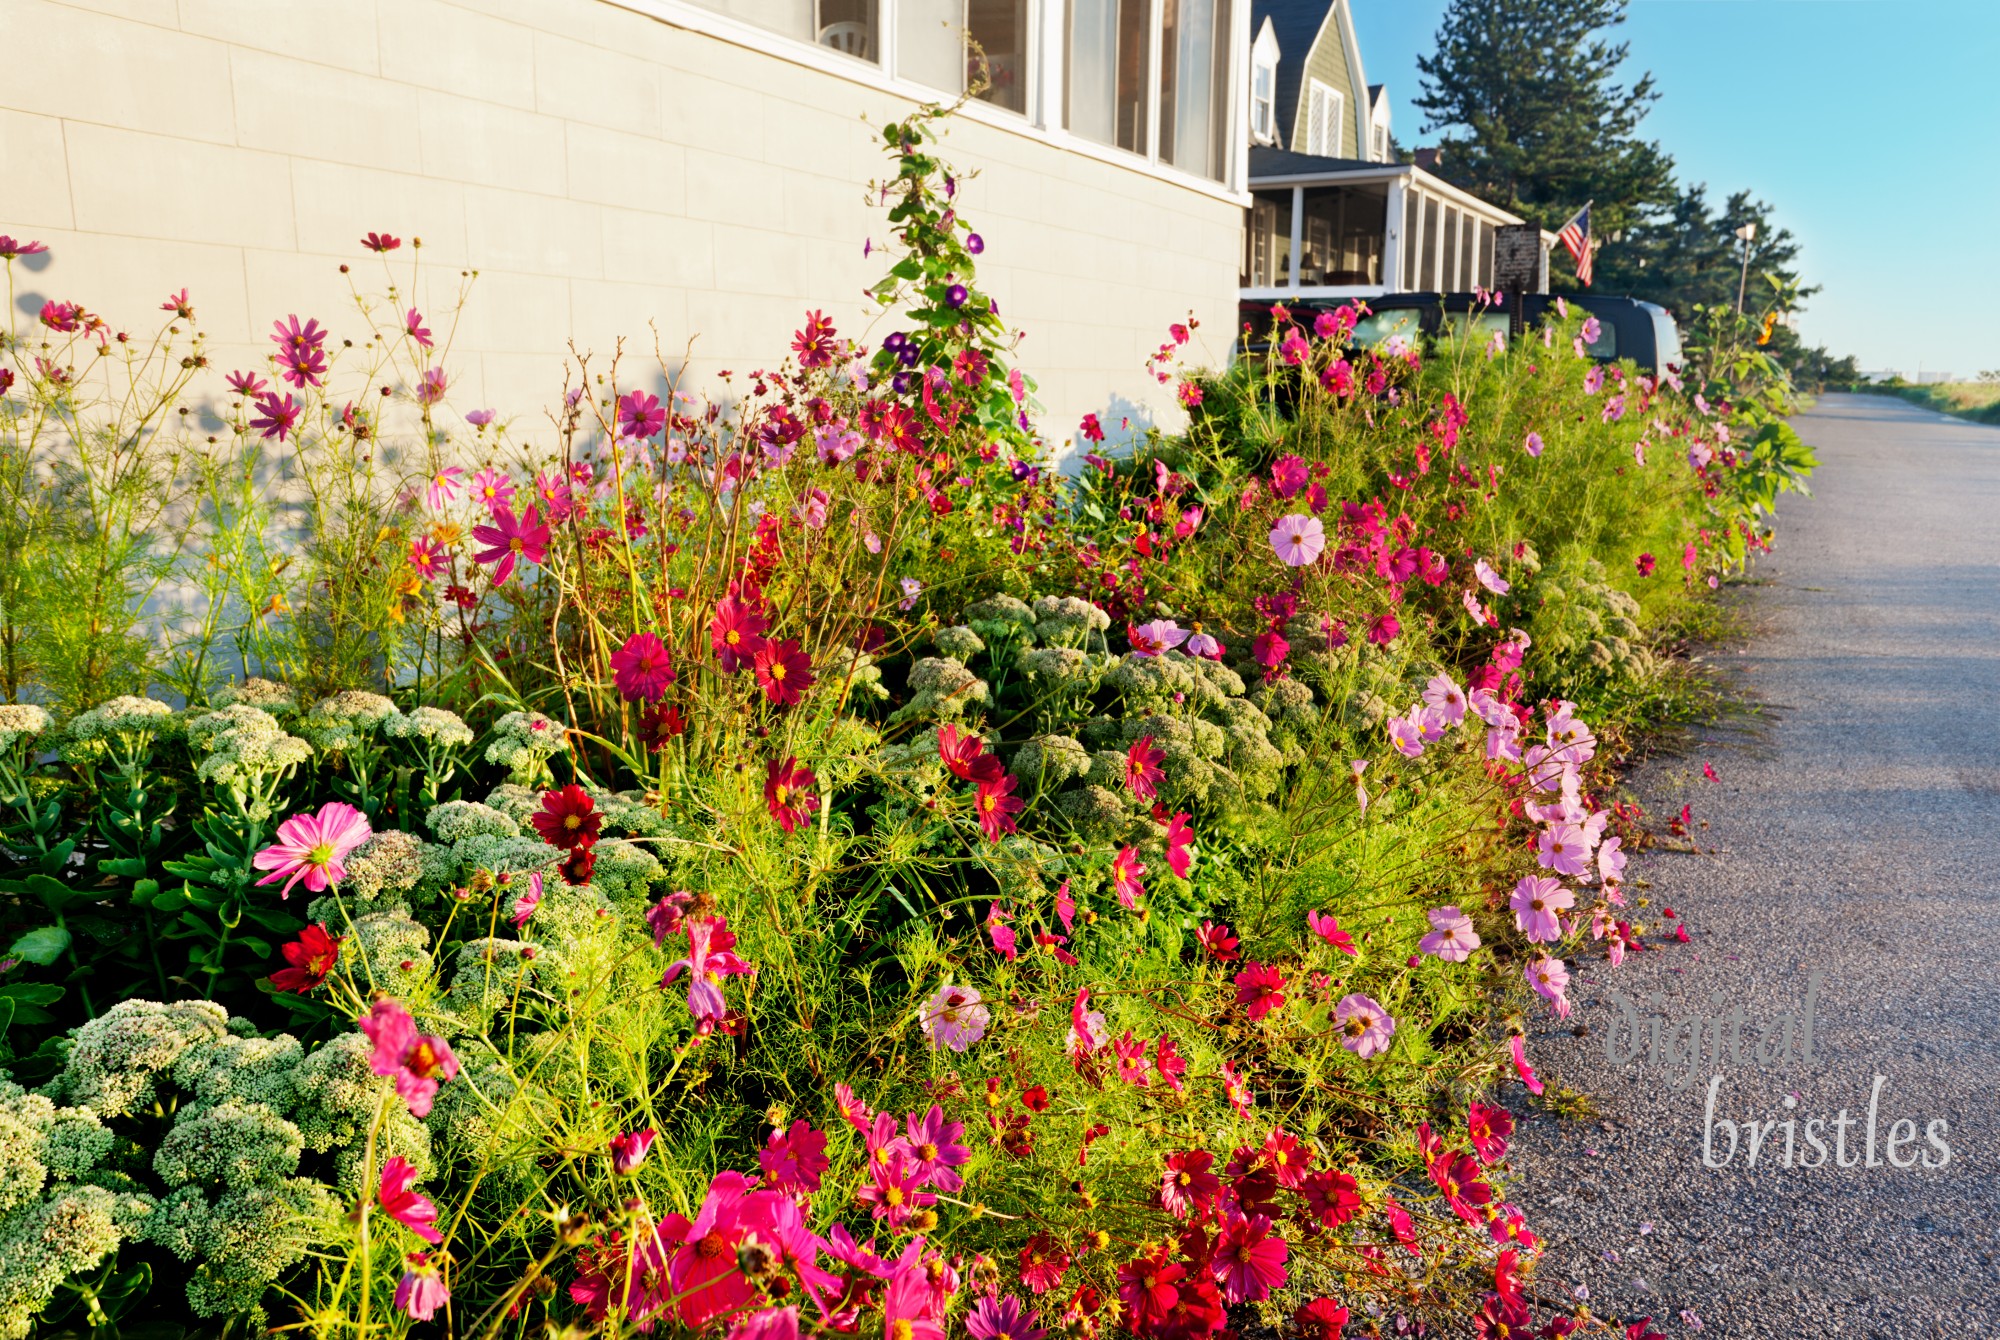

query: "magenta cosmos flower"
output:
1333 992 1395 1059
1269 514 1326 566
471 467 514 514
967 1294 1046 1340
250 391 302 443
471 503 550 586
378 1156 442 1244
1510 875 1573 942
394 1254 449 1321
360 997 459 1118
609 1127 656 1175
1214 1212 1290 1303
1524 431 1544 457
1418 905 1480 961
920 981 989 1052
611 630 676 703
252 801 372 899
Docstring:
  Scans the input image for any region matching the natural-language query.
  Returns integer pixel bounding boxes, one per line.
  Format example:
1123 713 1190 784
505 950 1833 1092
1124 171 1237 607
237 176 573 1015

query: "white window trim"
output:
600 0 1251 205
1249 56 1275 142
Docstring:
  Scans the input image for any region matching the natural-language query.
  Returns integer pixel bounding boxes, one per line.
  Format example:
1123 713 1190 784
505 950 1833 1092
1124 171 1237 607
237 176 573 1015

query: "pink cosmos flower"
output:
1155 1034 1188 1092
1419 905 1481 961
1422 674 1467 724
1524 431 1544 457
1112 846 1146 909
362 231 401 252
408 535 446 579
1351 759 1370 813
1125 735 1165 799
728 1307 801 1340
1368 614 1400 645
1306 910 1357 955
1597 834 1628 885
1067 987 1109 1064
225 370 268 397
1166 811 1194 879
670 1171 814 1327
920 982 989 1052
1269 514 1326 566
1213 1212 1289 1304
1510 875 1572 943
1128 619 1187 656
423 466 464 512
359 997 459 1118
1537 824 1592 876
967 1293 1047 1340
378 1156 442 1244
252 801 372 899
1388 712 1426 759
510 871 545 930
760 1119 830 1195
395 1254 449 1320
1185 629 1224 659
0 236 48 259
662 915 751 1025
1527 956 1572 1017
415 366 448 406
903 1104 971 1191
471 467 514 514
618 389 666 439
986 903 1017 960
470 503 550 586
1269 455 1309 498
611 630 676 703
465 408 495 428
405 307 433 350
250 391 302 442
609 1128 656 1174
1510 1035 1544 1094
1474 558 1511 595
1333 993 1395 1058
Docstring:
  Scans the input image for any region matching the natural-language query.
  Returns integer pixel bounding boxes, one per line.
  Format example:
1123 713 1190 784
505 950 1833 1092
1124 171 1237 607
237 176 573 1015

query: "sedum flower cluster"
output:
183 704 311 795
0 704 51 755
483 710 568 783
295 690 400 753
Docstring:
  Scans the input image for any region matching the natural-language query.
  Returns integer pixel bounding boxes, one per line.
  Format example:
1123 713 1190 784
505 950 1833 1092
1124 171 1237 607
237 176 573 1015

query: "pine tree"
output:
1411 0 1675 239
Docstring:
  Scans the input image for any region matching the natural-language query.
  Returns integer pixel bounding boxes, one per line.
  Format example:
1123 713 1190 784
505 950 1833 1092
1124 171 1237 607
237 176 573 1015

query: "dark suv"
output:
1239 293 1684 374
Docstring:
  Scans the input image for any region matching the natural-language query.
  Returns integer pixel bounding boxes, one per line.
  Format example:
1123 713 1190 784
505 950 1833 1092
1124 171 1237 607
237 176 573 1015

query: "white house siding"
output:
0 0 1244 452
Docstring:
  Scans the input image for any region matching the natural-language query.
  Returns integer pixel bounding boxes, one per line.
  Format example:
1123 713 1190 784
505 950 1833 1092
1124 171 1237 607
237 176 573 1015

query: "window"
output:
1371 121 1387 162
1350 308 1419 349
897 0 1031 113
1296 184 1386 286
966 0 1030 112
1159 0 1230 178
1304 79 1343 157
818 0 879 60
1250 55 1275 142
1069 0 1150 153
1242 189 1293 288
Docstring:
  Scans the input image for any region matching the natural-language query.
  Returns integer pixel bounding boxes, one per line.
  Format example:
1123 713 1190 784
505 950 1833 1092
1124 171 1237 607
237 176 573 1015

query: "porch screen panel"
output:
1441 206 1459 289
1299 185 1386 285
1403 190 1421 289
1459 215 1475 293
1419 199 1438 290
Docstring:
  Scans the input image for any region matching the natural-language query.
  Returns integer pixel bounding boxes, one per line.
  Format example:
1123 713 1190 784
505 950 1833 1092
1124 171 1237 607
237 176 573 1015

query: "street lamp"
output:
1734 222 1759 316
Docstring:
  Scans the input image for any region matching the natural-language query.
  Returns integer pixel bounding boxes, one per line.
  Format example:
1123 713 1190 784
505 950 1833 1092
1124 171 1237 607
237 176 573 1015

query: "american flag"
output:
1557 203 1593 286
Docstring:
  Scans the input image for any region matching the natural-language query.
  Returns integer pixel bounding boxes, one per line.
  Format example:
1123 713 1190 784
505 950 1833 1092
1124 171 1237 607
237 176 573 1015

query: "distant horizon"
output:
1349 0 1999 375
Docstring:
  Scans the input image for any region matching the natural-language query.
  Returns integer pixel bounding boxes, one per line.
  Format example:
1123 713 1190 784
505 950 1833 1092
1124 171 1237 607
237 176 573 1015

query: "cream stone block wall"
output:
1 0 1244 453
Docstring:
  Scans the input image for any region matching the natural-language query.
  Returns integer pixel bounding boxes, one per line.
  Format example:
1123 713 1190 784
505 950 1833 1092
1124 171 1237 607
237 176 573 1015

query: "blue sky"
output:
1349 0 2000 377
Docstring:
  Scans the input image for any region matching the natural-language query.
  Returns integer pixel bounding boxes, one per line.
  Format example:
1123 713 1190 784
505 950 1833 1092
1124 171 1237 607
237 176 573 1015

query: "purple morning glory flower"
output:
966 233 984 254
945 284 968 308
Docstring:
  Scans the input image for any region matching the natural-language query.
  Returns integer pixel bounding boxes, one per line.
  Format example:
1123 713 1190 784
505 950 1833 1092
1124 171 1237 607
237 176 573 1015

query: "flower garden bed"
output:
0 110 1810 1339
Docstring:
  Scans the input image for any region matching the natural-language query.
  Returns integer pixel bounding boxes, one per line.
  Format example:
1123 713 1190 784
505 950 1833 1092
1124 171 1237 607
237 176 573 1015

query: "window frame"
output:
1249 51 1274 142
1304 78 1344 157
602 0 1250 202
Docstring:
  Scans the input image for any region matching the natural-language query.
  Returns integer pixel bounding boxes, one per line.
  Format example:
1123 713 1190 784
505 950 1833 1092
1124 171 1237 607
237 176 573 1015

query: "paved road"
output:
1505 394 2000 1339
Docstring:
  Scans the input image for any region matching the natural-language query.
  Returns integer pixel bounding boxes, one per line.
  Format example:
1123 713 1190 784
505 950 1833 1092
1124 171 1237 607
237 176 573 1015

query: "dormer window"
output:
1251 54 1275 141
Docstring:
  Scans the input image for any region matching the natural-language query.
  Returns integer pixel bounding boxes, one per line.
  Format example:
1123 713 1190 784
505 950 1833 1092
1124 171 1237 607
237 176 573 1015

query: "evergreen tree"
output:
1411 0 1675 239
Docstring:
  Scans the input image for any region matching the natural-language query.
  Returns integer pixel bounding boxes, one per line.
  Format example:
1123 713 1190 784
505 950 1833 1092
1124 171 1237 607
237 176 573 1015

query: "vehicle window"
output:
1350 309 1421 348
1584 316 1617 358
1653 311 1682 368
1442 312 1510 343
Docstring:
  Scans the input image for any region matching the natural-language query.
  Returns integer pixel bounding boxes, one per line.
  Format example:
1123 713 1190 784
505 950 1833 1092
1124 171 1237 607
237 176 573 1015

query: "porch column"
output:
1288 185 1304 290
1383 176 1407 291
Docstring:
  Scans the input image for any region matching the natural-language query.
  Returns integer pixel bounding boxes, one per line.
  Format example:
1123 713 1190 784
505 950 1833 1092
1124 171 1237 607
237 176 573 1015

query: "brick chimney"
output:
1413 146 1444 170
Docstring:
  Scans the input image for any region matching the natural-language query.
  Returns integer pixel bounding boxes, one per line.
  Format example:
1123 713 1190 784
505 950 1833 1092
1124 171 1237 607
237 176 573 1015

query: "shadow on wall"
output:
1053 393 1159 475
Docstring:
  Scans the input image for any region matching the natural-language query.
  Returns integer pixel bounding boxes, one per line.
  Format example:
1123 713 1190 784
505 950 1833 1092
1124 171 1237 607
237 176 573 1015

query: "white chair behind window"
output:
818 21 871 57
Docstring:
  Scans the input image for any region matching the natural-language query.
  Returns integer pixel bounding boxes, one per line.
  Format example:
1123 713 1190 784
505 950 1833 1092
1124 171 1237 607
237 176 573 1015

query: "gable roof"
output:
1256 0 1334 150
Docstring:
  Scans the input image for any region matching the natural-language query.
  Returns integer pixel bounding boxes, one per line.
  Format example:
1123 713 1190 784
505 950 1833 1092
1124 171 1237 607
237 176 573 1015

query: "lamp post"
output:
1734 221 1759 316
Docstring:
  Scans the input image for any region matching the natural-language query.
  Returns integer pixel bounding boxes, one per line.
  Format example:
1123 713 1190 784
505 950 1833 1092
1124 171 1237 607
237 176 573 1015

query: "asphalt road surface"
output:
1505 394 2000 1339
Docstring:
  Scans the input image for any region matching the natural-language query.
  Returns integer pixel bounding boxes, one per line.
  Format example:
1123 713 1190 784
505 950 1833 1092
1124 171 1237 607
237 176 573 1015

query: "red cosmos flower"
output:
610 631 676 703
1636 552 1657 577
1300 1168 1362 1230
1019 1234 1070 1294
1021 1084 1051 1112
267 923 343 994
938 724 1004 783
1367 614 1401 645
362 231 402 252
1111 1030 1149 1086
1472 1294 1532 1340
1116 1247 1185 1329
560 845 596 886
752 638 813 707
1125 735 1165 799
1467 1101 1514 1164
1624 1319 1667 1340
1166 812 1194 879
470 504 550 586
1159 1150 1220 1220
973 774 1023 842
792 310 838 368
765 757 817 833
1155 1035 1187 1093
1079 412 1106 443
530 785 601 851
1294 1297 1351 1340
1261 1128 1314 1189
1430 1149 1495 1223
1111 846 1146 909
1196 919 1239 962
1306 910 1357 956
1213 1212 1289 1304
710 596 769 672
1233 961 1287 1020
39 300 83 333
635 703 686 752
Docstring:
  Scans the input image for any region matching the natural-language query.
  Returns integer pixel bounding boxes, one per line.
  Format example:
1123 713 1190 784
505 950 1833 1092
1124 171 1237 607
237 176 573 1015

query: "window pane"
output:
1068 0 1149 152
1297 185 1385 285
1160 0 1229 179
899 0 965 91
814 0 878 60
1242 190 1292 287
968 0 1030 112
689 0 817 44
